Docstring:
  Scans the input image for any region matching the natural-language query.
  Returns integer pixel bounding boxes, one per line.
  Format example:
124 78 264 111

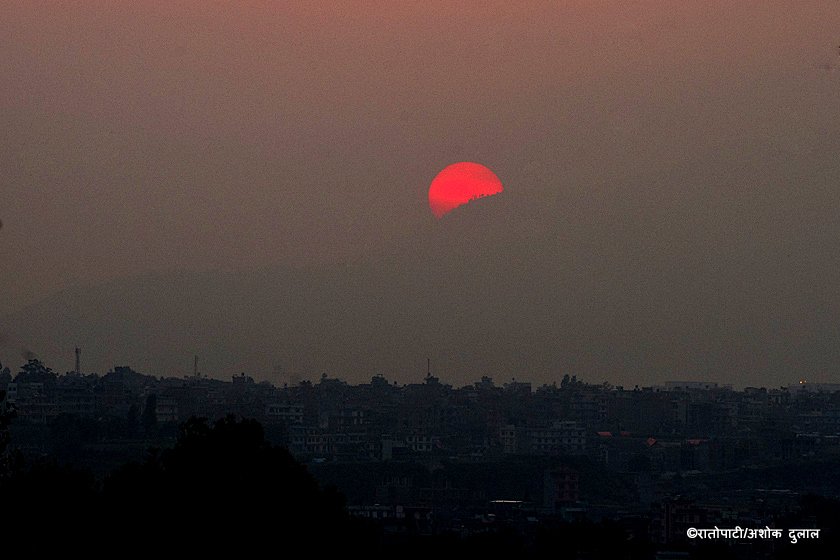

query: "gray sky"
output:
2 2 840 387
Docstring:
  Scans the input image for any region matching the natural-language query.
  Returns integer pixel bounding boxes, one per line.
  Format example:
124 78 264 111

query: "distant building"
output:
788 380 840 393
527 421 586 455
503 380 532 395
405 433 437 453
662 381 731 391
500 424 520 454
155 394 179 423
265 403 304 424
544 466 580 512
5 381 58 424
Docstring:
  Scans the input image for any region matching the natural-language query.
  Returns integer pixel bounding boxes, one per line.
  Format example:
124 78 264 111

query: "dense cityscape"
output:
2 356 839 557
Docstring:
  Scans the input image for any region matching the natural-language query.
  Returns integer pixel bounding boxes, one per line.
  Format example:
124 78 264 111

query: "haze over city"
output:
2 2 840 388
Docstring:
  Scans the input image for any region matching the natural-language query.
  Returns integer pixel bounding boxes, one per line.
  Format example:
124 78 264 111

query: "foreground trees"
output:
1 416 367 555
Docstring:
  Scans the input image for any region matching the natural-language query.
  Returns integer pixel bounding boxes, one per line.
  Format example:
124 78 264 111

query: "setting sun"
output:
428 162 503 219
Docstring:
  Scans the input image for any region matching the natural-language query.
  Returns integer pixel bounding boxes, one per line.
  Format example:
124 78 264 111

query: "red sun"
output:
428 162 503 219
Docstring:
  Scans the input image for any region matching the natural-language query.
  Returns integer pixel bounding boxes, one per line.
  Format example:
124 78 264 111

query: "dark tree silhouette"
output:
141 393 157 436
125 403 140 438
0 361 11 385
102 415 368 555
14 358 57 385
1 415 372 556
0 457 96 554
0 390 12 469
49 413 99 463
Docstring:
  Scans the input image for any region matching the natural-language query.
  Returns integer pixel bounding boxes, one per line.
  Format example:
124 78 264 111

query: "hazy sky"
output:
2 2 840 387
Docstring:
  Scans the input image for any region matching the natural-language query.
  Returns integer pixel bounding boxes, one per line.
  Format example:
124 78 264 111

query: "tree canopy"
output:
0 415 369 556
